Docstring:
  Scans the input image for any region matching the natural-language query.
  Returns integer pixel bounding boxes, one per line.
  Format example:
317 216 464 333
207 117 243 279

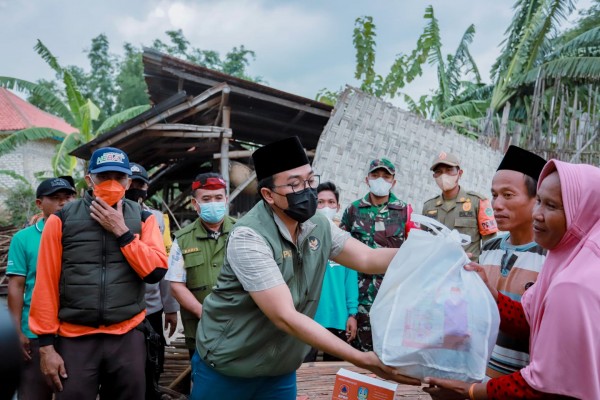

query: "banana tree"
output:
351 6 484 127
511 26 600 86
0 40 149 177
489 0 577 111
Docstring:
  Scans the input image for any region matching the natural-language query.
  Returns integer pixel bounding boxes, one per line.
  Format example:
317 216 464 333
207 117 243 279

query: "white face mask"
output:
317 206 337 221
368 177 393 197
435 173 460 192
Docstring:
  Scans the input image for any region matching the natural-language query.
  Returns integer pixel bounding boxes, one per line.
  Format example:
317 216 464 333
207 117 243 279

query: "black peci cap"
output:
252 136 310 181
497 145 547 180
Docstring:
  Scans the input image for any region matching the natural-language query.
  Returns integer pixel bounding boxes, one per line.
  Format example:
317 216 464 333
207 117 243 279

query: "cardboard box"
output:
331 368 397 400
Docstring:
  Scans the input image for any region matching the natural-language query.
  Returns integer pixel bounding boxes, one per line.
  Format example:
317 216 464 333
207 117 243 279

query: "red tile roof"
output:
0 88 76 134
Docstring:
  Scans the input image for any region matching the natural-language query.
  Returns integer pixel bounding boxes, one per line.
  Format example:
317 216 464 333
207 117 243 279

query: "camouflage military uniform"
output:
339 192 410 352
422 186 498 259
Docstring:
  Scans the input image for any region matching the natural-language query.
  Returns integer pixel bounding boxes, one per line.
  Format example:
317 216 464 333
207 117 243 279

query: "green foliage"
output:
0 181 36 227
25 30 262 123
96 105 151 137
2 29 260 181
315 88 342 106
0 127 68 157
151 30 263 82
490 0 577 111
558 0 600 44
0 41 148 177
0 170 29 185
335 0 599 142
353 16 378 93
348 6 484 126
87 34 117 119
115 43 150 112
0 77 74 125
25 79 61 115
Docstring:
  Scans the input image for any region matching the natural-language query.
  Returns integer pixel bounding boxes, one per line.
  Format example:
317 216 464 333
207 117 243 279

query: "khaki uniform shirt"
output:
422 186 498 259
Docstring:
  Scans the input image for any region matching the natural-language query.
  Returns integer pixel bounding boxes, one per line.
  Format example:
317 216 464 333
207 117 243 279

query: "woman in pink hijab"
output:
424 159 600 399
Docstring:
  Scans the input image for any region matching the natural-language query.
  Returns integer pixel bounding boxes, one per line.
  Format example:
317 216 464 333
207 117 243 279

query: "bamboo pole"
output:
167 366 191 390
220 105 231 197
499 102 510 152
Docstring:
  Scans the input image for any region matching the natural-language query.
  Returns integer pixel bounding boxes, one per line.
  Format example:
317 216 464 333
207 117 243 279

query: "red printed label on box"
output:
331 368 397 400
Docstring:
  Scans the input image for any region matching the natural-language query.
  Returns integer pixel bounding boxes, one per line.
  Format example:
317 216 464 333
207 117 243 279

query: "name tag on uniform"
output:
182 247 200 255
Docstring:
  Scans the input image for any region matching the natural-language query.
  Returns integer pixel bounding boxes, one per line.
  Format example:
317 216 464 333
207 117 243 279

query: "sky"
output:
0 0 592 106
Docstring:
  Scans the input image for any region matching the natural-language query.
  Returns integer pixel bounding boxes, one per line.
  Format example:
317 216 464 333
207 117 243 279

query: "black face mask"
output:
125 188 147 203
283 188 318 223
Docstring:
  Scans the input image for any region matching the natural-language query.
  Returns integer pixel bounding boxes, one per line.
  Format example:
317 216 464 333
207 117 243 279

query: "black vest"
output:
57 192 145 327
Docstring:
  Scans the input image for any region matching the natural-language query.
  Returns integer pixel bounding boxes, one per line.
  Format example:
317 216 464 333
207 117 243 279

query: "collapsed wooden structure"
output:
72 49 332 221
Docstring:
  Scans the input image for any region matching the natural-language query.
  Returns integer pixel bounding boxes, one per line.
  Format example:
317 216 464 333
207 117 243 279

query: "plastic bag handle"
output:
410 214 471 245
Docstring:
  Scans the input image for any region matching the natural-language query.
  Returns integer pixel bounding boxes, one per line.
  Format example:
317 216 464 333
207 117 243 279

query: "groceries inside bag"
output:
371 214 499 382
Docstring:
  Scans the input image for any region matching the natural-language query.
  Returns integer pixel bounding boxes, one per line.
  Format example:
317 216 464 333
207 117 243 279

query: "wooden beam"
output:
220 106 231 196
213 149 314 159
145 130 231 139
163 67 331 118
151 123 228 132
90 83 228 149
283 110 306 133
169 97 221 124
230 110 319 134
229 171 256 203
168 188 192 213
215 86 231 126
149 141 220 150
213 150 252 159
163 148 220 159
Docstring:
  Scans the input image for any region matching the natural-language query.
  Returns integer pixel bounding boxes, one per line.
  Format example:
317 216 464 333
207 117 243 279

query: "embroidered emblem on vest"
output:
308 236 321 251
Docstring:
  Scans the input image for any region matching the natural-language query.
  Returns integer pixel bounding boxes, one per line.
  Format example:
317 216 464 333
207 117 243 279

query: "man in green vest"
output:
191 137 420 400
165 172 235 390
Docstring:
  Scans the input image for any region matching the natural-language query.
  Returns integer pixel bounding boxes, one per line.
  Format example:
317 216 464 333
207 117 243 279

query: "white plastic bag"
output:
371 214 499 382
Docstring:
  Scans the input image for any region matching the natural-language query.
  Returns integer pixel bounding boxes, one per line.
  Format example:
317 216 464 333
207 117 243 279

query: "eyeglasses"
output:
272 175 320 194
432 166 459 178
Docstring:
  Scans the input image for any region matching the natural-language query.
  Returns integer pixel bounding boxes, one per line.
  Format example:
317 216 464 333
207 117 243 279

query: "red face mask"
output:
92 179 126 206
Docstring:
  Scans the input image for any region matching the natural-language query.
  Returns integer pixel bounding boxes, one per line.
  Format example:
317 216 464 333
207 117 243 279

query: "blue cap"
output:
88 147 131 175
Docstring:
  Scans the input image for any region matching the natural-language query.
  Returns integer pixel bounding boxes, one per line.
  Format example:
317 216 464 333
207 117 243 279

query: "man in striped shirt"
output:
476 146 547 377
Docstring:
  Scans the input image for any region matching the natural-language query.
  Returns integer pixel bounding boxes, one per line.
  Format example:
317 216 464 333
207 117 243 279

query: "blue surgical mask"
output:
199 201 227 224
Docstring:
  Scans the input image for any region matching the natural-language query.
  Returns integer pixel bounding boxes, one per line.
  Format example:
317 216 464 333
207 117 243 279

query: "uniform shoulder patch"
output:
466 190 487 200
424 195 442 204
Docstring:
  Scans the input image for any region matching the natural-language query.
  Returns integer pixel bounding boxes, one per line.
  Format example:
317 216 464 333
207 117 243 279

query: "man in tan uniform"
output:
422 151 498 259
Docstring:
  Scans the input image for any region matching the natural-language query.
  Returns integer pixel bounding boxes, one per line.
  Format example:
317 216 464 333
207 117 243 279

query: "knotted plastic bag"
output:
371 214 499 382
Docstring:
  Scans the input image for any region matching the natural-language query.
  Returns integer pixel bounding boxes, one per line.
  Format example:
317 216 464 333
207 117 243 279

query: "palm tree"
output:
0 40 149 176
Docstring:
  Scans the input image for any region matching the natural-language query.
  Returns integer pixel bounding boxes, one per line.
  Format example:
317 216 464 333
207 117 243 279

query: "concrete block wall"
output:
0 139 56 205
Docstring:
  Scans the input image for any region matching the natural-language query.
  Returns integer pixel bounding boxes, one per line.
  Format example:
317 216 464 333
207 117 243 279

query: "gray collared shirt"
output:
227 214 350 292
